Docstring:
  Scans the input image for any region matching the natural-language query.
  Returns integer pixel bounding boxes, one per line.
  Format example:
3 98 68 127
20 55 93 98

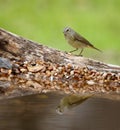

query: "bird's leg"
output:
79 48 83 56
70 48 78 53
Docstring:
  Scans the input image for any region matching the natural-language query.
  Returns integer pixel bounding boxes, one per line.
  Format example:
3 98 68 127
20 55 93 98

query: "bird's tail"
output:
91 46 102 52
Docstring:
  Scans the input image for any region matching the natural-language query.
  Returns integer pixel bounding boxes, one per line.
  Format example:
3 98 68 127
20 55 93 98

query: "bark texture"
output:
0 28 120 100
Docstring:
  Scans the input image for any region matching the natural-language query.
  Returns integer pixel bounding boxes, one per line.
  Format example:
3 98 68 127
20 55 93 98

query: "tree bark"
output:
0 28 120 100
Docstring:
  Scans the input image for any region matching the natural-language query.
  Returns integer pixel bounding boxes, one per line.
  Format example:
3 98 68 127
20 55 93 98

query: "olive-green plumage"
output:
63 27 102 55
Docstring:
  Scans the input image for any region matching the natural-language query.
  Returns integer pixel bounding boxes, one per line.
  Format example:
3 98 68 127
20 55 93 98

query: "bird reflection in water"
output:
56 94 93 115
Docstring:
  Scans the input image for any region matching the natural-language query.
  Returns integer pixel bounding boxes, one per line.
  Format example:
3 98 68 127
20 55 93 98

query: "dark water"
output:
0 92 120 130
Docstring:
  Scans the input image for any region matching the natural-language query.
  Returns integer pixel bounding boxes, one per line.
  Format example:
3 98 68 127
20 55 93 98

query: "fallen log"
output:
0 28 120 100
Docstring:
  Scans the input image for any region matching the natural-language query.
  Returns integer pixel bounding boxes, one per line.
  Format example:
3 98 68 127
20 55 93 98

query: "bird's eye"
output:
66 29 69 32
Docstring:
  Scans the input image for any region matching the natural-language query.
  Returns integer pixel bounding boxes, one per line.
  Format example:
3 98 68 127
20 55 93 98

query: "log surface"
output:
0 28 120 100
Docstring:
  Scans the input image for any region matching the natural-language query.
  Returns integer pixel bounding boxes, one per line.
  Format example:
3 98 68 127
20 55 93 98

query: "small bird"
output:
63 27 102 55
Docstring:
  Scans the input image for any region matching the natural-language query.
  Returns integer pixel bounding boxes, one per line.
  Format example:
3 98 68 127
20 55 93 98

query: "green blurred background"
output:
0 0 120 65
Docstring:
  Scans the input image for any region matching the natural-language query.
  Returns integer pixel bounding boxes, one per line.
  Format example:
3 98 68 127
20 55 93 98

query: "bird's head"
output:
63 27 74 38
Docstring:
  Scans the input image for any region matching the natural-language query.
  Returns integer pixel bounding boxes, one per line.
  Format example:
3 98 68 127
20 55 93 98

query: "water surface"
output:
0 92 120 130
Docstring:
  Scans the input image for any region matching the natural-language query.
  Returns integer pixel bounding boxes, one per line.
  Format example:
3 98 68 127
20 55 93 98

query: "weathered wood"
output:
0 28 120 100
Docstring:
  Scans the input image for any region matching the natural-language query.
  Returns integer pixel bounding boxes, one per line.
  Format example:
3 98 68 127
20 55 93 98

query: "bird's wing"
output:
74 32 94 47
74 32 102 52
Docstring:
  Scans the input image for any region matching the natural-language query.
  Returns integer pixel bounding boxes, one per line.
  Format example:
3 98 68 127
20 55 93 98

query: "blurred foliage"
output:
0 0 120 64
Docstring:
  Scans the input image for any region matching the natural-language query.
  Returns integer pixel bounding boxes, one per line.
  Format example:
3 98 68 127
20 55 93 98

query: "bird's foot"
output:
75 54 83 57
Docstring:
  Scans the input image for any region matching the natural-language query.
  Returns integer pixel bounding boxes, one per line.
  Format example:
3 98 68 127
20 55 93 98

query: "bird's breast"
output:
67 39 85 48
